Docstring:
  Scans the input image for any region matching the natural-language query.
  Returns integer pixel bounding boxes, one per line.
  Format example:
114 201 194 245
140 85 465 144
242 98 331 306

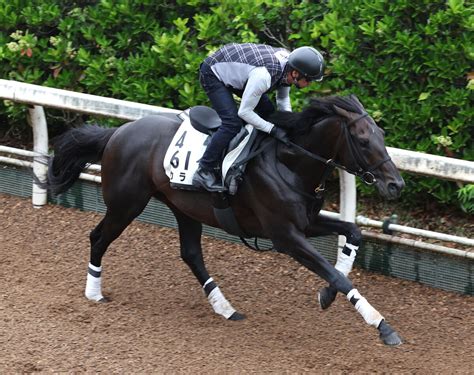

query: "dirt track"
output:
0 193 473 373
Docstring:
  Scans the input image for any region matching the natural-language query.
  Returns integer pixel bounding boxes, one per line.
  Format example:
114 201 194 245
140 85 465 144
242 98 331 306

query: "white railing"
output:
0 79 473 258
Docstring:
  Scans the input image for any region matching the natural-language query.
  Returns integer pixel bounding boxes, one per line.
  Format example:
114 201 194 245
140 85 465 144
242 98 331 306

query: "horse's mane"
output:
268 94 364 133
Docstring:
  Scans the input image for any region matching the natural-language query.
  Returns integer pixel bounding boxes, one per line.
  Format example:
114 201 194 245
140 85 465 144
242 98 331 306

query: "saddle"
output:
189 105 257 174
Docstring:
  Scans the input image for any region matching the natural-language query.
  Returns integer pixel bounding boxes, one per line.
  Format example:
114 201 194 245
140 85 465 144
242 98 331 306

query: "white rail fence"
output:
1 80 473 259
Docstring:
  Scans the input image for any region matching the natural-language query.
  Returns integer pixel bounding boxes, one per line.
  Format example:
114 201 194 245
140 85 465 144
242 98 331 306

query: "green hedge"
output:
0 0 472 211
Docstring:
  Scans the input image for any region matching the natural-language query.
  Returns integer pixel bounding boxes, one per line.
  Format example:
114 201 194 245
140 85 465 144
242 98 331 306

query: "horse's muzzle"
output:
385 178 405 200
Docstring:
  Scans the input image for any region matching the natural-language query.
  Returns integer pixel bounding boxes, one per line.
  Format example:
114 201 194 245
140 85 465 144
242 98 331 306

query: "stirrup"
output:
193 167 224 192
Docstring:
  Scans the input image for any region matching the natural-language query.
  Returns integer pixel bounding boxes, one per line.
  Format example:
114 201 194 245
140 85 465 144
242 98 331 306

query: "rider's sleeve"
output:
276 86 291 112
238 67 275 134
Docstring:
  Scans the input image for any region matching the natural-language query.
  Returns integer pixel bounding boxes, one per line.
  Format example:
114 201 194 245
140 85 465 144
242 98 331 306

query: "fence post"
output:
338 170 357 249
28 105 48 207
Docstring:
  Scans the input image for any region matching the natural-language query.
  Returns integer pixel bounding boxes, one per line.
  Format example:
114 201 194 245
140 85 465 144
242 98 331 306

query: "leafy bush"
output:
305 0 473 208
0 0 472 211
458 184 474 213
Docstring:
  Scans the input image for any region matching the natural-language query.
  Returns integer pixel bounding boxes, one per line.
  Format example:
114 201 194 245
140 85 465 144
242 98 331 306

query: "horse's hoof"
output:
381 330 403 346
378 320 402 346
318 286 337 310
228 312 246 321
87 296 110 303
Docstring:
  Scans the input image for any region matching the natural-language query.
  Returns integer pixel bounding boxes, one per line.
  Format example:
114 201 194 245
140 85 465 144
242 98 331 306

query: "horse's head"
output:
332 96 404 200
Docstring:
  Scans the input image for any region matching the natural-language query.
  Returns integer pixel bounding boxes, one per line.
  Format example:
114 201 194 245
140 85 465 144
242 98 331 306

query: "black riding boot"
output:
192 165 224 192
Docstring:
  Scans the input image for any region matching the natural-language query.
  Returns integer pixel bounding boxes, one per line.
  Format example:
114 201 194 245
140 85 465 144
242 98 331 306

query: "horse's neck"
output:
279 116 343 189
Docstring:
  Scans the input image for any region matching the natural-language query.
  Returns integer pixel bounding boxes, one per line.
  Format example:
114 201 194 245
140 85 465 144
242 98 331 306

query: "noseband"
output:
286 112 392 196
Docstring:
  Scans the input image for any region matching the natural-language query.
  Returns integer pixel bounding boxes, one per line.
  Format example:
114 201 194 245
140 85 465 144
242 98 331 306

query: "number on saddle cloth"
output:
163 106 259 195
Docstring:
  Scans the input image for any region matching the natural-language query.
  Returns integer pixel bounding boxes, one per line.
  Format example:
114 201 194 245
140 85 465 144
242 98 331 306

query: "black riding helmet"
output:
287 46 324 82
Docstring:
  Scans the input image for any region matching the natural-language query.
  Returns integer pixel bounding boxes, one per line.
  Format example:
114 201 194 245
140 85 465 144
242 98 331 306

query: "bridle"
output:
282 112 392 198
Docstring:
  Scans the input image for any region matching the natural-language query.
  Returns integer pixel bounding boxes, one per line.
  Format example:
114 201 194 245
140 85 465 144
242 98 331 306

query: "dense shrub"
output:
306 0 473 208
0 0 472 210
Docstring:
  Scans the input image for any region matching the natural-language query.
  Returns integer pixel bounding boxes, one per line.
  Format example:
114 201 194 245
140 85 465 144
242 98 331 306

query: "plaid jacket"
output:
204 43 290 89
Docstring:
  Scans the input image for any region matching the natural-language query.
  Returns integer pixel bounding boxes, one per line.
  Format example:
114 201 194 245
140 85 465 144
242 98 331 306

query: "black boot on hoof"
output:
228 312 246 321
378 319 402 346
192 166 224 192
318 286 338 310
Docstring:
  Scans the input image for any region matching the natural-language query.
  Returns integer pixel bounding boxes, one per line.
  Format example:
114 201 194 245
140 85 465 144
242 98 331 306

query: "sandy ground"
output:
0 193 473 373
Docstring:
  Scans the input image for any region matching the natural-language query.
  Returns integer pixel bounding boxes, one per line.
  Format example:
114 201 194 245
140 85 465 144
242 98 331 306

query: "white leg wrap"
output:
347 289 384 328
335 243 358 276
85 263 104 301
207 286 236 319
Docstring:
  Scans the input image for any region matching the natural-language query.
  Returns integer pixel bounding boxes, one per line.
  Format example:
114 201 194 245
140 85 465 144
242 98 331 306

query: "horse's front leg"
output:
270 226 402 346
305 215 362 310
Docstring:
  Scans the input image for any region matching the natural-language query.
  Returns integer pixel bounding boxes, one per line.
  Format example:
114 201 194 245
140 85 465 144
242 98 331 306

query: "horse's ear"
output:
333 105 351 120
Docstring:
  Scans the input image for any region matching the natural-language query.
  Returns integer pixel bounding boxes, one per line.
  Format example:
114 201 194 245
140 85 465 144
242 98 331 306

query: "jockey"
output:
192 42 325 192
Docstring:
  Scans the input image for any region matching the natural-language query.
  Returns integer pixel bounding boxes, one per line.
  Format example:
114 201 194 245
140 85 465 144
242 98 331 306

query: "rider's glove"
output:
270 126 290 145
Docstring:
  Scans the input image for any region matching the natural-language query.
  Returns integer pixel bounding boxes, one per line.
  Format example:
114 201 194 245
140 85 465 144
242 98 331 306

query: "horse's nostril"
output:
388 181 403 196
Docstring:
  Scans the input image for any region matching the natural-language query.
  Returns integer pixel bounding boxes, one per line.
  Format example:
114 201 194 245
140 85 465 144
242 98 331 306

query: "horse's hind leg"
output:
171 208 245 321
86 217 106 301
86 194 151 302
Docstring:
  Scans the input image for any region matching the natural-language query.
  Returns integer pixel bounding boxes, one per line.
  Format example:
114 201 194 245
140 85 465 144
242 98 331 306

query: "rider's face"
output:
288 70 311 89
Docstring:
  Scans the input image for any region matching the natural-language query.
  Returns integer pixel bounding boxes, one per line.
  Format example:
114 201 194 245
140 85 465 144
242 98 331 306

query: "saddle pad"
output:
163 112 255 190
163 114 207 187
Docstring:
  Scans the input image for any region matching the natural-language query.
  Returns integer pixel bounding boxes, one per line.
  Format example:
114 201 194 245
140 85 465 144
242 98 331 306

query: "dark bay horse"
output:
42 94 404 345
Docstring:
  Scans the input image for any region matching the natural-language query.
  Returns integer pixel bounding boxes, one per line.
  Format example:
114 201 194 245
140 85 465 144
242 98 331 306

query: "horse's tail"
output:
40 125 117 196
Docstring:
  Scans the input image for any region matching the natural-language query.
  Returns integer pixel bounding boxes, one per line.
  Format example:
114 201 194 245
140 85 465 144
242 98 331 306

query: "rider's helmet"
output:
287 46 325 82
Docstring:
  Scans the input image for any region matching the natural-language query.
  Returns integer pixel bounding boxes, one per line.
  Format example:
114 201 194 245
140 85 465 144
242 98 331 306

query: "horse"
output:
40 94 405 346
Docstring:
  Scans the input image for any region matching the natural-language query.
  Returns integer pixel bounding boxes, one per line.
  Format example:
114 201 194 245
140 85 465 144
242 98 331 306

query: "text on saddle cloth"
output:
163 111 255 192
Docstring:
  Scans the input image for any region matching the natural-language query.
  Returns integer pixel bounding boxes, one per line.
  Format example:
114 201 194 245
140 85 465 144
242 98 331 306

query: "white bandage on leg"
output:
85 263 104 301
347 289 384 328
335 243 358 276
207 286 236 319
